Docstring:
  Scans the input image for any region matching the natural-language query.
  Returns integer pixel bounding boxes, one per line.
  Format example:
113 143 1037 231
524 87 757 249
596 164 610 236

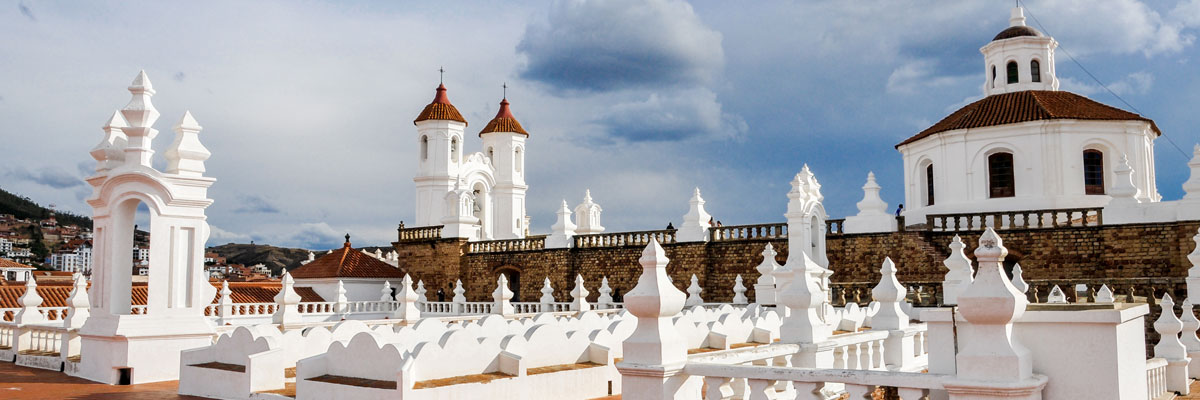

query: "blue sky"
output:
1 0 1198 250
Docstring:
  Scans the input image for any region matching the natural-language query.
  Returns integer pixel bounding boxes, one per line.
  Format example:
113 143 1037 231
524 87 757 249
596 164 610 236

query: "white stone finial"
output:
732 275 748 305
621 238 687 366
64 273 91 328
685 274 704 307
1096 284 1115 304
677 187 712 242
575 190 605 234
15 277 45 324
1047 285 1067 304
1010 6 1026 27
381 280 394 301
546 199 577 248
570 274 591 312
373 249 383 259
871 257 909 330
1184 144 1200 200
1010 263 1028 294
395 274 421 320
1155 294 1188 360
598 277 614 308
1108 154 1142 205
273 272 302 326
778 248 828 344
120 70 161 168
844 171 897 234
334 280 348 315
856 172 888 215
493 274 514 315
942 235 975 305
1180 299 1200 353
91 111 128 174
540 277 555 304
1190 228 1200 278
164 110 210 177
452 280 466 303
415 280 427 305
955 228 1032 382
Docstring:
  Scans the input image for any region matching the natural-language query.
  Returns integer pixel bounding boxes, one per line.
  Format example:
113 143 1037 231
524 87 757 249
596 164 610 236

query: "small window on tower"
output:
988 152 1016 198
421 136 428 160
1007 61 1019 84
451 137 459 162
488 147 494 161
515 148 523 173
991 65 997 88
925 164 935 206
1084 150 1105 195
1031 60 1041 83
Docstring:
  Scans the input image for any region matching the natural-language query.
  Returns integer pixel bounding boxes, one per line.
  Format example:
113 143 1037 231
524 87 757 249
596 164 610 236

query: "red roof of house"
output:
288 239 406 280
0 258 34 270
0 281 324 320
479 98 528 137
896 91 1160 148
414 84 468 125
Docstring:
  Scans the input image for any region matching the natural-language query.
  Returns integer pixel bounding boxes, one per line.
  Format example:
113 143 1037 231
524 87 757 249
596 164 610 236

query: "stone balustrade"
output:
709 223 787 242
926 207 1102 232
466 236 546 253
686 362 945 400
574 229 677 248
1147 357 1169 399
397 225 444 241
827 218 845 235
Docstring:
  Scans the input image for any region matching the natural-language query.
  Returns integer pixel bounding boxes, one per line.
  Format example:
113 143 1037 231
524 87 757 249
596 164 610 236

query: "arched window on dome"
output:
991 65 997 88
1006 61 1019 84
420 136 428 160
988 152 1015 198
1031 60 1041 83
925 164 935 206
1084 150 1105 195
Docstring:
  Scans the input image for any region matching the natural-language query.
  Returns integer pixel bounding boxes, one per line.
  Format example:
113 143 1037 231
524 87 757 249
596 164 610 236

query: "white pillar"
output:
1108 154 1142 206
415 280 427 309
872 258 908 331
380 281 393 301
616 239 698 399
273 272 302 328
394 275 422 321
452 280 466 315
545 200 577 248
843 172 897 234
1180 299 1200 379
1181 144 1200 202
493 274 514 316
944 228 1046 398
685 275 704 307
570 274 591 313
754 243 781 306
64 273 90 329
334 280 348 318
732 275 748 305
539 278 556 312
941 235 974 306
1010 263 1029 296
14 278 45 325
597 277 614 309
1154 294 1191 394
1187 228 1200 300
575 190 605 235
217 281 232 325
677 188 712 242
778 251 828 344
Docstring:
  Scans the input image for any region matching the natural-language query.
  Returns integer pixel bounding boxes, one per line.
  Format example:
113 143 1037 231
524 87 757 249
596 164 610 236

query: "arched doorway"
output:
495 266 522 302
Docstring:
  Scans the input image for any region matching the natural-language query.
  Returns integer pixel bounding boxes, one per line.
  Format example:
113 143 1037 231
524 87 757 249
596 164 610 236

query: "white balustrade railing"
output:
422 301 453 314
1146 357 1168 400
228 303 277 316
829 330 890 370
685 362 947 400
0 322 14 349
298 302 336 314
345 301 396 313
512 303 540 314
21 324 65 355
462 302 493 314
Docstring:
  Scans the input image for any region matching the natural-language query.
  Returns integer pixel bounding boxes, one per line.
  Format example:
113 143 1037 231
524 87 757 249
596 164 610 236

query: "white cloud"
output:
1059 71 1155 96
209 225 251 244
886 60 975 95
594 88 747 142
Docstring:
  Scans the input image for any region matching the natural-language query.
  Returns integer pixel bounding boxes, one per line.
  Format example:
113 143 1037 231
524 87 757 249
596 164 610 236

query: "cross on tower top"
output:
503 82 507 99
439 67 444 84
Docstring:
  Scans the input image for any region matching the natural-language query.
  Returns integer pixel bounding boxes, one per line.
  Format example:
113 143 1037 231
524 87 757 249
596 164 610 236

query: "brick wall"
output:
392 221 1199 304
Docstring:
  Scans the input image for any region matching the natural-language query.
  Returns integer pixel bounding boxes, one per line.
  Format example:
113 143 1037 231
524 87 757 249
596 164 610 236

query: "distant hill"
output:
0 187 93 228
207 243 313 276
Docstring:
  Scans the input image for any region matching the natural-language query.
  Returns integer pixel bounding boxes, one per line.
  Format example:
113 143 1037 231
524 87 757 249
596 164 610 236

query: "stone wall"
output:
392 220 1199 304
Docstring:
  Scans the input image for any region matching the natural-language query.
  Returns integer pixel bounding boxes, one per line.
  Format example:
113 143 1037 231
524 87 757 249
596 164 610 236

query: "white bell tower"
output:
413 82 468 227
982 7 1059 96
479 92 529 239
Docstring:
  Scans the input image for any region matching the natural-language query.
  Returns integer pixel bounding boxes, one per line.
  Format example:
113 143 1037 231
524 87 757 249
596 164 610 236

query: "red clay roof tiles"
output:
287 242 406 280
414 84 468 125
479 98 528 137
897 90 1160 148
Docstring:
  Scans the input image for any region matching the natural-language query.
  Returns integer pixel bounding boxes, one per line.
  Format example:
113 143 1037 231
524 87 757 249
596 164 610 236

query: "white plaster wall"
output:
297 278 390 302
899 119 1158 222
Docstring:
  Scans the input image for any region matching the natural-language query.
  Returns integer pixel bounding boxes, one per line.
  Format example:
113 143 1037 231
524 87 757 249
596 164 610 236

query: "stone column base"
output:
942 374 1048 400
617 362 701 400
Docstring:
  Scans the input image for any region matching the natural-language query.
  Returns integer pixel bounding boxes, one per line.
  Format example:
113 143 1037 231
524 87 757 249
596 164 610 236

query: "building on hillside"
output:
412 84 530 241
290 235 407 301
0 237 11 255
50 239 92 274
896 7 1161 223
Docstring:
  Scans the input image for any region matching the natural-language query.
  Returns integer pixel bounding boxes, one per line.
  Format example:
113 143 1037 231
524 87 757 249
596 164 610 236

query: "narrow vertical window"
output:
1084 150 1105 195
451 137 459 162
925 164 935 206
988 152 1016 198
515 148 523 173
1007 61 1019 84
487 146 494 161
991 65 997 88
1030 60 1041 83
420 136 428 160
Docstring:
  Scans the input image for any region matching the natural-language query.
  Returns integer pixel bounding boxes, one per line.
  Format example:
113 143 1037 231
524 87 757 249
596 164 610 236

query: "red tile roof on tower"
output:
413 84 468 125
479 98 529 137
288 238 406 279
896 90 1161 148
